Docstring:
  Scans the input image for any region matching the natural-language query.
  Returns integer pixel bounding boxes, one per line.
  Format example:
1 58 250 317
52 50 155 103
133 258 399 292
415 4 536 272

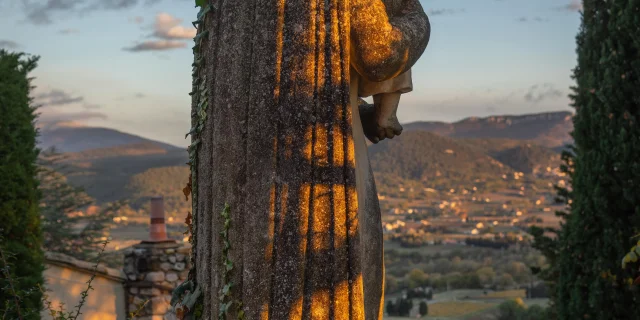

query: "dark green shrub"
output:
0 49 44 319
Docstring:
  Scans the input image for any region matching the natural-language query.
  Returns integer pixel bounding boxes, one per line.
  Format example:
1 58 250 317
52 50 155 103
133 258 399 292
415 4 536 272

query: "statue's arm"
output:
350 0 430 82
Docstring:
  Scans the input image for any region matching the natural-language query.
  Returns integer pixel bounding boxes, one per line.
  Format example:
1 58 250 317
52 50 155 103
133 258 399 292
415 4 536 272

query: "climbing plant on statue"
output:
172 0 212 318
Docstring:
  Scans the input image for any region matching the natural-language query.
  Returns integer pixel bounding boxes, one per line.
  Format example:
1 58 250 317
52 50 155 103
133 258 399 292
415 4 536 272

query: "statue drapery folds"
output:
177 0 430 318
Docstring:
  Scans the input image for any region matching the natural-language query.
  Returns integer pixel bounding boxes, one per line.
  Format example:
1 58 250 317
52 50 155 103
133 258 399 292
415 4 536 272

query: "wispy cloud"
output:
524 83 563 103
152 13 196 40
59 28 79 34
129 16 144 24
0 40 19 49
34 89 84 107
83 103 102 109
123 40 187 52
116 92 146 100
124 13 195 52
517 16 550 23
38 110 108 123
32 87 107 123
20 0 168 25
428 8 466 16
555 0 583 12
34 88 105 111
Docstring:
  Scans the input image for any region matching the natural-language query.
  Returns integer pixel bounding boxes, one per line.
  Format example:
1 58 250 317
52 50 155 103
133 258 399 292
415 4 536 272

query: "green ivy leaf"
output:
225 259 234 271
195 0 206 8
197 5 211 21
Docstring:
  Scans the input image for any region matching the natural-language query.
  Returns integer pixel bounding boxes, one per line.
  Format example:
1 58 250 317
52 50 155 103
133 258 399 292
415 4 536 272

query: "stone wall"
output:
123 241 191 319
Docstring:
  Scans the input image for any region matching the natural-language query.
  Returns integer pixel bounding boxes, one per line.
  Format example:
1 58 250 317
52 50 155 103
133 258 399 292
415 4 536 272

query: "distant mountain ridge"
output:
403 111 573 149
38 111 571 207
38 121 181 153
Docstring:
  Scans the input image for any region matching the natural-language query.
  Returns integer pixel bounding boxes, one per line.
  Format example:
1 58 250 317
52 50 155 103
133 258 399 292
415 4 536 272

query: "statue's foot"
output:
375 115 403 140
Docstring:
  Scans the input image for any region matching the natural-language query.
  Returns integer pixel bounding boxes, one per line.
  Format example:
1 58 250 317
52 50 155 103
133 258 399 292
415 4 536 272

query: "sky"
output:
0 0 583 147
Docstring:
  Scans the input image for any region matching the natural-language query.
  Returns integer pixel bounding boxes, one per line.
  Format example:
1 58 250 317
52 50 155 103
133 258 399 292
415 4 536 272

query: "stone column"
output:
123 196 191 319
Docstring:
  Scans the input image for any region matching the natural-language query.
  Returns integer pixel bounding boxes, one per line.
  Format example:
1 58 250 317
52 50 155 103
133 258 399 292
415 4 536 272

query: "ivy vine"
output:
185 0 211 280
172 0 211 318
218 204 244 319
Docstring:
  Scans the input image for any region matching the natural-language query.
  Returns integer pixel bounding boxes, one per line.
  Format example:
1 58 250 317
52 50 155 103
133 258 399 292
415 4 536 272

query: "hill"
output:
46 111 569 209
38 121 181 153
369 131 509 181
403 111 573 149
455 138 562 174
125 166 191 215
63 148 188 204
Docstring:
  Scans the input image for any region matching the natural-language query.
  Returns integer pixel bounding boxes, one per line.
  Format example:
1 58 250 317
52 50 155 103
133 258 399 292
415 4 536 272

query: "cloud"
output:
83 103 102 109
124 13 194 52
20 0 166 24
428 8 466 16
123 40 187 52
517 16 549 23
34 89 84 107
152 13 196 40
116 92 146 100
524 83 563 103
38 110 108 123
555 0 583 12
0 40 19 49
59 28 79 34
129 16 144 24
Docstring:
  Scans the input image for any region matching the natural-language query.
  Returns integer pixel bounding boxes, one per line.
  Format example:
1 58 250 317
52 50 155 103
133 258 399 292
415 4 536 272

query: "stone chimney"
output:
123 196 191 319
148 196 169 243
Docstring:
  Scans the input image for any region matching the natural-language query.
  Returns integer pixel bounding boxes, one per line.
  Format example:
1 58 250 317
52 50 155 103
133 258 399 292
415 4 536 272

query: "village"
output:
378 164 567 248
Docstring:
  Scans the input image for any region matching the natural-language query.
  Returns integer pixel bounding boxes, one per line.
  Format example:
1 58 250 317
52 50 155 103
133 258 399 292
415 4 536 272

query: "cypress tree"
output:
554 1 640 319
0 49 44 319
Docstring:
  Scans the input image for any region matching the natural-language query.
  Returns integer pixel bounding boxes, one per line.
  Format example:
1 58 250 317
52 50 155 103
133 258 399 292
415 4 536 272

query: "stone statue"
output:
357 0 416 144
170 0 429 318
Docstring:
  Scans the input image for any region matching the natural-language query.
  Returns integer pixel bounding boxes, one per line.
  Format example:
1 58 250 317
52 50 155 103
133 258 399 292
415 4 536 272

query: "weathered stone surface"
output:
177 245 191 254
172 262 185 271
165 272 178 282
188 0 430 318
168 255 176 263
160 262 172 271
165 248 175 254
160 255 168 262
129 287 139 294
141 287 162 296
178 270 189 280
145 271 165 282
175 253 185 262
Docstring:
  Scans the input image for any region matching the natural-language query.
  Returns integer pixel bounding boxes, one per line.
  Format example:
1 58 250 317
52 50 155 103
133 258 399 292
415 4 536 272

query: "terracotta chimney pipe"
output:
148 196 169 242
